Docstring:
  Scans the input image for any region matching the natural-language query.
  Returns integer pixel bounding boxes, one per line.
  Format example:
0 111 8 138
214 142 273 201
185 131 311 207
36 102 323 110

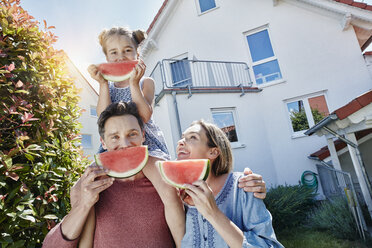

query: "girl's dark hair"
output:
98 27 147 55
97 101 143 139
191 120 233 176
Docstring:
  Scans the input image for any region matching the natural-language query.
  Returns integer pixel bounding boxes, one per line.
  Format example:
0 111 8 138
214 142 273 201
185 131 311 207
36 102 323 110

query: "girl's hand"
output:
184 180 220 220
129 60 146 87
88 64 107 85
238 168 266 199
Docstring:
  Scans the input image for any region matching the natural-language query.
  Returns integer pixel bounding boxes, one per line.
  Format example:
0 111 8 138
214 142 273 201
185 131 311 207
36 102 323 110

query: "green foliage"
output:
290 109 309 132
264 184 317 231
278 227 371 248
309 197 361 240
312 108 325 124
0 0 87 246
290 108 326 132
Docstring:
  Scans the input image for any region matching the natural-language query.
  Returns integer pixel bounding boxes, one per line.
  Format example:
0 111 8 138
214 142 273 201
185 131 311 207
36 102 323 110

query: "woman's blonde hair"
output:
98 27 147 55
191 120 233 176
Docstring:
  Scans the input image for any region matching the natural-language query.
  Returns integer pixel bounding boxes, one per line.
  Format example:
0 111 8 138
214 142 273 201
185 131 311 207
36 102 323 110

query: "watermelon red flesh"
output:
158 159 210 189
95 145 148 178
97 61 138 82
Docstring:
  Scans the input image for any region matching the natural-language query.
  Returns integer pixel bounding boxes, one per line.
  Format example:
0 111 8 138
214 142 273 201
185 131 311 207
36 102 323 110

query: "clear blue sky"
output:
20 0 165 89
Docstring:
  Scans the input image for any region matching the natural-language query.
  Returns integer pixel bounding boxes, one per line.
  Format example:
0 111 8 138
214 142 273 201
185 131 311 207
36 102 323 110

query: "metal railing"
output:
316 164 367 239
149 59 253 97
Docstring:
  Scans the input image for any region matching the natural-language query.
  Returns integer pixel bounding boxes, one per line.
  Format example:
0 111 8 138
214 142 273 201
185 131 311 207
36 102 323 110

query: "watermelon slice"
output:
95 145 148 178
157 159 210 189
97 61 138 82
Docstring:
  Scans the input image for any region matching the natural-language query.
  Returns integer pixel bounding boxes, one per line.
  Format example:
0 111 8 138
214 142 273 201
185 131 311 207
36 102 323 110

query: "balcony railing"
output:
149 59 253 98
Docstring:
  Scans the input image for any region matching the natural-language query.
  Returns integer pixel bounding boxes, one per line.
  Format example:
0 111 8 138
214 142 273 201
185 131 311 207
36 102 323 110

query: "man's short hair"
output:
97 101 144 139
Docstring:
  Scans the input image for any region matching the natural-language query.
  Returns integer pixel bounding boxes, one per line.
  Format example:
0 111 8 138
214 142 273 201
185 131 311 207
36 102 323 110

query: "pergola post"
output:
327 138 347 188
345 132 372 219
327 138 342 170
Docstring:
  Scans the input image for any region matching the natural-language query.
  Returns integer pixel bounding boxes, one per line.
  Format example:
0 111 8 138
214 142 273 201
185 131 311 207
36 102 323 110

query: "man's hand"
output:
61 163 114 240
72 163 114 209
238 168 266 199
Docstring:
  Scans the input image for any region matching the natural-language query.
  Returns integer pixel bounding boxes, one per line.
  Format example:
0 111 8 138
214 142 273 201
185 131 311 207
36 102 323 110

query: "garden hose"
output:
301 170 318 193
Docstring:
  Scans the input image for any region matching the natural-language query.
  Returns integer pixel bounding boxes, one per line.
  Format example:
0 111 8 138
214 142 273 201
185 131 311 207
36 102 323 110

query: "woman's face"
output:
176 124 214 161
105 35 138 62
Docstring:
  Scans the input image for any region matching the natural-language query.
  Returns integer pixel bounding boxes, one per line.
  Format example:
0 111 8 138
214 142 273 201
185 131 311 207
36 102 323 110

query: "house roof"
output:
62 53 99 96
146 0 372 50
307 90 372 160
309 128 372 160
333 0 372 11
334 89 372 120
147 0 168 34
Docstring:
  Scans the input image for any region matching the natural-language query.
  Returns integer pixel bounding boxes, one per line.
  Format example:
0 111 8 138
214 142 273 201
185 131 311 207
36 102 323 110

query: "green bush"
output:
0 0 87 246
264 184 316 231
309 197 361 240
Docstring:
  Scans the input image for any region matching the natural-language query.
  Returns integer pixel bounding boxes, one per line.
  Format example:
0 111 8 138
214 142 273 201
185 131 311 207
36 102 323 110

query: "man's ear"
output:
208 147 220 160
100 136 107 150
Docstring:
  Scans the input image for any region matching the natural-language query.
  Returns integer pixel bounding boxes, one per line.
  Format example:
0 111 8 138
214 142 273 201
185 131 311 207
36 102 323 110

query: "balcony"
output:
149 59 256 103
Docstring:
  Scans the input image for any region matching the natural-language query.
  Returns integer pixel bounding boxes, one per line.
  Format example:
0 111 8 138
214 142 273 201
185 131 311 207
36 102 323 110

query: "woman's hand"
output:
129 60 146 87
184 180 220 220
87 64 107 85
238 168 266 199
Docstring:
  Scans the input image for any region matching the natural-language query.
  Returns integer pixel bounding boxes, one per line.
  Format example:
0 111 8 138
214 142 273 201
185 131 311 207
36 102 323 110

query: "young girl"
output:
178 120 283 248
86 27 185 247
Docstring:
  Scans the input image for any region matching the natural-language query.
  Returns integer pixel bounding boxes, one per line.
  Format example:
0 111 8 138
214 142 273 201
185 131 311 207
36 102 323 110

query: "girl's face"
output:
105 35 138 62
176 124 216 161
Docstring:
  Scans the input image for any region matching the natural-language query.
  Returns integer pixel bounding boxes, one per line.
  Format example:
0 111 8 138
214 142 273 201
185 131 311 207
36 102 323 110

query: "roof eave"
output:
304 113 339 136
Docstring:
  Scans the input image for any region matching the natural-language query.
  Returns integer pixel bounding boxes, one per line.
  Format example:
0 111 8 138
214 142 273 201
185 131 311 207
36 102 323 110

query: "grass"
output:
277 227 371 248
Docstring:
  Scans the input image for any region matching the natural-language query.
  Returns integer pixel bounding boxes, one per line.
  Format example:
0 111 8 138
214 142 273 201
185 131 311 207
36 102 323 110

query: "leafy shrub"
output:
264 184 317 231
309 197 361 240
0 0 87 246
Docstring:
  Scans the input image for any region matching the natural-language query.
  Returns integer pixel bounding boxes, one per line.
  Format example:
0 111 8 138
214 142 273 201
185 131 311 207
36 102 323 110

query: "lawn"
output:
277 227 371 248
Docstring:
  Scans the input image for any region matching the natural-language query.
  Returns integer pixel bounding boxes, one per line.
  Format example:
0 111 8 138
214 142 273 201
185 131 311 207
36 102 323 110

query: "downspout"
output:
172 91 182 139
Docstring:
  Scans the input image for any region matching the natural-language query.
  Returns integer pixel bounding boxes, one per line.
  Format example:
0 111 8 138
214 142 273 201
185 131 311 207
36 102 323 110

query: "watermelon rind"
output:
95 145 148 178
157 159 210 189
101 72 133 82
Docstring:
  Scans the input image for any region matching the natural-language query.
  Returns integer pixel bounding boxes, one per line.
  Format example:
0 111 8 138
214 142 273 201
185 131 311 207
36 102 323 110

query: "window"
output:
286 94 329 135
211 109 238 143
246 29 282 85
90 106 97 117
170 58 192 87
198 0 216 13
81 134 93 149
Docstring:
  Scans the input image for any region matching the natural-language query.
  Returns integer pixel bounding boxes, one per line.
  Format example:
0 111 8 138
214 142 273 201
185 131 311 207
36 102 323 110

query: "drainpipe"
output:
172 91 182 139
323 126 372 219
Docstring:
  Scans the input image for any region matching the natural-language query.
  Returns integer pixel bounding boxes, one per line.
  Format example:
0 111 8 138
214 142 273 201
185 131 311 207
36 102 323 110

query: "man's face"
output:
101 115 144 151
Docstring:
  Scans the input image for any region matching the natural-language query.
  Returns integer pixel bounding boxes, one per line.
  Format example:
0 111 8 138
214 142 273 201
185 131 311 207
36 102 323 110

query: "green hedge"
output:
0 0 87 246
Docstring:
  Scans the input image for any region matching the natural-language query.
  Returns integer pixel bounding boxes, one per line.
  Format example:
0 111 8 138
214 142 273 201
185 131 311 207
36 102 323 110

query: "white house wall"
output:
145 0 372 185
154 91 279 185
65 59 100 161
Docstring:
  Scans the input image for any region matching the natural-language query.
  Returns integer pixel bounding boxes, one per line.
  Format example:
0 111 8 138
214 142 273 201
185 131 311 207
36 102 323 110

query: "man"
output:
43 102 267 247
